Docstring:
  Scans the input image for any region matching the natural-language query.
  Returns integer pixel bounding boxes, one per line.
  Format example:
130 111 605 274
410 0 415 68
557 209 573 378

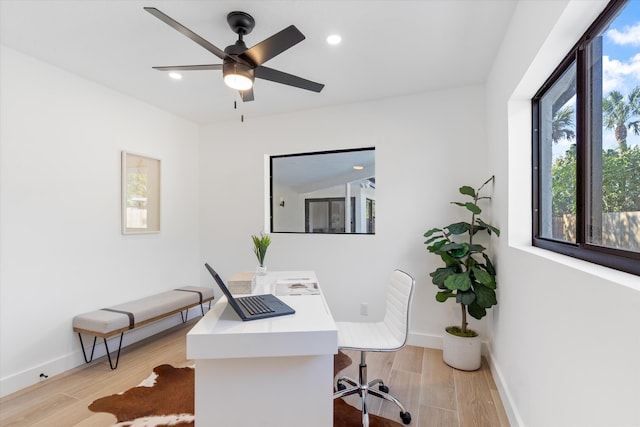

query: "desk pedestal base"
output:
195 354 334 427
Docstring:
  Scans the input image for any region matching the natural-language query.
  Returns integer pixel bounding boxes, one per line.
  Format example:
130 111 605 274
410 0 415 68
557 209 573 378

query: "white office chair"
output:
334 269 415 426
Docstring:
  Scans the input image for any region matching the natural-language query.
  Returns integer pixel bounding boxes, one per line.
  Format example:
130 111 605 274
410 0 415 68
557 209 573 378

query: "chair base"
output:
334 352 411 426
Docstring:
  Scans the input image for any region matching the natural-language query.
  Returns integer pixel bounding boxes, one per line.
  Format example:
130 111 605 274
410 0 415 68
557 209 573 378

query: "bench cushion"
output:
73 286 214 335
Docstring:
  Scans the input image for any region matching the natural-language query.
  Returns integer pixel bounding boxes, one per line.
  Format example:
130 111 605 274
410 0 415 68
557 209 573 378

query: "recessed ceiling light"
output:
353 165 364 170
168 72 182 80
326 34 342 45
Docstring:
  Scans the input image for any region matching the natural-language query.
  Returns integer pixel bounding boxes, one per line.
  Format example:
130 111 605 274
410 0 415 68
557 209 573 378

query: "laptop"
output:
205 263 295 321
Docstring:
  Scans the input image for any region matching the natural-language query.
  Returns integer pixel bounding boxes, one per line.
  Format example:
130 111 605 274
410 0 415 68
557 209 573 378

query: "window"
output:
305 197 356 233
270 148 375 234
532 0 640 275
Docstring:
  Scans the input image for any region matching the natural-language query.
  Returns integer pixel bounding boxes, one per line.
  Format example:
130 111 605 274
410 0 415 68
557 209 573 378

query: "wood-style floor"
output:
0 319 510 427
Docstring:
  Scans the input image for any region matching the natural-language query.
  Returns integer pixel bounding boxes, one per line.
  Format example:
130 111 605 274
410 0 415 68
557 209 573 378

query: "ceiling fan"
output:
144 7 325 102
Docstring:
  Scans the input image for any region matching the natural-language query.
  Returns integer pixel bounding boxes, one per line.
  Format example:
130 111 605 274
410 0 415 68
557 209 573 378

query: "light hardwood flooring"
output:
0 319 510 427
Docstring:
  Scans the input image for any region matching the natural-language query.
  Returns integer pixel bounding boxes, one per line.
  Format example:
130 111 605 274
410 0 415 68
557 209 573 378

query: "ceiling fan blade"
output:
240 25 305 66
255 66 324 92
144 7 227 60
240 88 255 102
153 64 223 71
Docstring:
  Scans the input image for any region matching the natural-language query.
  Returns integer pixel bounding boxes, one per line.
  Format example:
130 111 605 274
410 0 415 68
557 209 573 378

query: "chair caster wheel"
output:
337 383 346 391
400 411 411 424
379 384 389 393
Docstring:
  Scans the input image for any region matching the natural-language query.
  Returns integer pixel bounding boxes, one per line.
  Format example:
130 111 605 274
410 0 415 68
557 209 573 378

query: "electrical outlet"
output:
360 303 368 316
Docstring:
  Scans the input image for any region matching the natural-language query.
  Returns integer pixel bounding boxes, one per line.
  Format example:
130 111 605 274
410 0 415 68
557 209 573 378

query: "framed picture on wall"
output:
121 151 161 234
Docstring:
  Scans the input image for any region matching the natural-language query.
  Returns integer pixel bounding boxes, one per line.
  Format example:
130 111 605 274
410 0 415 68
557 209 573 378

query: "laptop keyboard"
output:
238 295 275 315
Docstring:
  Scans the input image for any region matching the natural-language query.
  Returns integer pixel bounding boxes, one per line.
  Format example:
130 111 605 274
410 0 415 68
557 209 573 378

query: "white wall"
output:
199 85 493 348
4 3 639 425
0 46 201 397
486 1 640 426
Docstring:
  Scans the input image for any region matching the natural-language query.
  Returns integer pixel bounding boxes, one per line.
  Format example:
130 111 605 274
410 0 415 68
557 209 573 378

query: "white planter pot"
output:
442 329 482 371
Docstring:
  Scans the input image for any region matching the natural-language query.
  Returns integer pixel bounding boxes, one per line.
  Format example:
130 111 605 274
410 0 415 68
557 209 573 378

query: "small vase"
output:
256 265 267 276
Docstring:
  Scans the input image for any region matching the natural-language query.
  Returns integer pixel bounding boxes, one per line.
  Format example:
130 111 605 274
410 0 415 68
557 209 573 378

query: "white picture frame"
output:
121 151 161 234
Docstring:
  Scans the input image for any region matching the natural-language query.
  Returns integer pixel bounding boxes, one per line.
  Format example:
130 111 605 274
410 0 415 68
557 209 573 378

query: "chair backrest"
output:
383 269 415 349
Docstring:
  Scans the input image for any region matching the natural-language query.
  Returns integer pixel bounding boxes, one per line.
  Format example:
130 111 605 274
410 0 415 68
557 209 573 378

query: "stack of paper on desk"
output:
275 278 320 296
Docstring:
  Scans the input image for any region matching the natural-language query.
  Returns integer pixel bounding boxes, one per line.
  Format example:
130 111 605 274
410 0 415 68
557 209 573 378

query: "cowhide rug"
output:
89 351 404 427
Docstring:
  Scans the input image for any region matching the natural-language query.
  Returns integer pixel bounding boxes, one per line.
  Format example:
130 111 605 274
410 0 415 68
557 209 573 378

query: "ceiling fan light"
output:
223 62 254 91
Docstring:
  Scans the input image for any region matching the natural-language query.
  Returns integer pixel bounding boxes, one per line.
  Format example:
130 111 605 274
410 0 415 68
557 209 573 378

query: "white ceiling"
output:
0 0 517 125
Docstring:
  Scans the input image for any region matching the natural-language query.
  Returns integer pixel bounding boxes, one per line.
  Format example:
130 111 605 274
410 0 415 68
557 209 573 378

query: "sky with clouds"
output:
602 3 639 151
553 1 639 158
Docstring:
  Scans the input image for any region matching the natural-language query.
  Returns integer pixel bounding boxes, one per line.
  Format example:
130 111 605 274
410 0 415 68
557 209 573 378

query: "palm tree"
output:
552 105 576 143
602 86 640 152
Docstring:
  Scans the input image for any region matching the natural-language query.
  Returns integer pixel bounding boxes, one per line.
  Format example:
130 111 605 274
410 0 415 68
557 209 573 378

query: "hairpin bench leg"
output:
104 333 124 370
199 301 212 316
180 308 190 323
78 333 97 363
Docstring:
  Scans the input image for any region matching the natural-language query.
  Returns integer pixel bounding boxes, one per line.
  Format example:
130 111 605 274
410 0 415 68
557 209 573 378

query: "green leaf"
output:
430 266 456 286
465 202 481 214
471 266 495 288
440 251 457 266
468 244 486 253
468 301 487 320
476 218 500 236
424 235 444 245
427 240 448 253
456 290 476 305
482 253 496 275
446 222 470 235
459 185 476 197
435 291 454 302
474 284 497 308
451 202 466 207
444 272 471 291
423 228 442 238
440 242 469 258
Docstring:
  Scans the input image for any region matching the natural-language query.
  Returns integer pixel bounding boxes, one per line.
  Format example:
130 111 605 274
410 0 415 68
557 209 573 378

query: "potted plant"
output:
423 176 500 370
251 233 271 275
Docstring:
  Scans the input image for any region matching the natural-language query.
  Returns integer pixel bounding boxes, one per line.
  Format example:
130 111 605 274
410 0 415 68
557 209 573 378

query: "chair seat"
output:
336 320 405 352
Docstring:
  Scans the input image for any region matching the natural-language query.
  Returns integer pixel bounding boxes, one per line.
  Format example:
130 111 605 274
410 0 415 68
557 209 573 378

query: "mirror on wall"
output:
270 148 375 234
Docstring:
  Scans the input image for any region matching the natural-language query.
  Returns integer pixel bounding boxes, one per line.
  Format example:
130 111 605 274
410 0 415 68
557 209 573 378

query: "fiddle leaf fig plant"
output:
423 176 500 337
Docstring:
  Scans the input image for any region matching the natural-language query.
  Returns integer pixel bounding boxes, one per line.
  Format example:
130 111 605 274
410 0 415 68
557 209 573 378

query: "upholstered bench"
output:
73 286 214 369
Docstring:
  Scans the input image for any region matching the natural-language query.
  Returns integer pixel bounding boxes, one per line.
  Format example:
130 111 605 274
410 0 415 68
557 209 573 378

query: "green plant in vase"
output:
423 176 500 337
252 233 271 274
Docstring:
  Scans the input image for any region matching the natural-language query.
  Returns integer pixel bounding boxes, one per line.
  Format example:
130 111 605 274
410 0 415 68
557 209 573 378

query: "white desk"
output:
187 271 338 427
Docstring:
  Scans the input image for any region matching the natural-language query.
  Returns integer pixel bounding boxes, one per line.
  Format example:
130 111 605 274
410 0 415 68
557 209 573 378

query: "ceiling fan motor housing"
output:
223 61 254 81
223 39 255 84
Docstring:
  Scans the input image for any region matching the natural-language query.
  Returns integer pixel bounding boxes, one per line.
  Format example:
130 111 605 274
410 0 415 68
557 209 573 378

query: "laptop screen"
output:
204 263 247 315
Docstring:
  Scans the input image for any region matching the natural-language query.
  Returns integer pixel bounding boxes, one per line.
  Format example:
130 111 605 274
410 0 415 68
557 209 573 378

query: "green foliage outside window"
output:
551 86 640 216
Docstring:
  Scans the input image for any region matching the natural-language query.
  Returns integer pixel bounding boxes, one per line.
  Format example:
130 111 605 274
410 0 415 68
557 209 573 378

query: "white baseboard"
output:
0 315 191 398
407 331 442 349
486 347 525 427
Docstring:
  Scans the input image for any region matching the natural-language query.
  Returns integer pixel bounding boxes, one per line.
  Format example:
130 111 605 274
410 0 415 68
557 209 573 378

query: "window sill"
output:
510 244 640 292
